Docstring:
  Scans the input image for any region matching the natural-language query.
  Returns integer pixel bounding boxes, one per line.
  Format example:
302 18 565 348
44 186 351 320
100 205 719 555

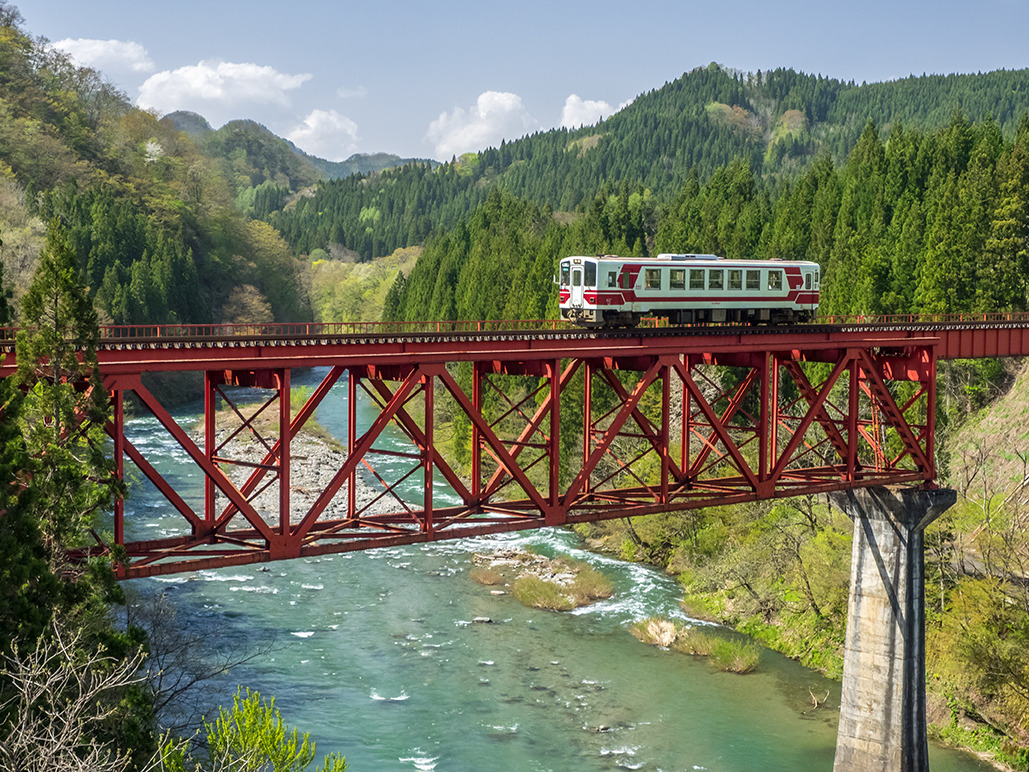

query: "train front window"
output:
585 262 597 287
560 263 570 287
746 270 760 290
709 270 724 290
572 270 582 287
729 270 742 291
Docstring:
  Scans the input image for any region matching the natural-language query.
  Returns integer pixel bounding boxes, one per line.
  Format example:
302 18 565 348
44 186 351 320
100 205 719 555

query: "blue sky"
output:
19 0 1029 162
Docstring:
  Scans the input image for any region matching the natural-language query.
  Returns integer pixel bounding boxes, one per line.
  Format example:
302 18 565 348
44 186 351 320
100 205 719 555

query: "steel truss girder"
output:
94 341 936 577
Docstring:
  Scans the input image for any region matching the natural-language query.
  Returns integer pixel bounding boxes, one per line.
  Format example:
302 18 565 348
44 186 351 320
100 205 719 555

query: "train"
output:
557 253 820 328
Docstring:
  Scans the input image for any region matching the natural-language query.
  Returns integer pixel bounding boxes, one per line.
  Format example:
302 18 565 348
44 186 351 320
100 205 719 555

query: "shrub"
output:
511 575 575 611
709 637 761 674
674 627 717 656
568 562 614 604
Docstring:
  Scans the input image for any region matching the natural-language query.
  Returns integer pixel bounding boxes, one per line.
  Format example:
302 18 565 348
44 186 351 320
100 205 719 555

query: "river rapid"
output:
122 369 991 771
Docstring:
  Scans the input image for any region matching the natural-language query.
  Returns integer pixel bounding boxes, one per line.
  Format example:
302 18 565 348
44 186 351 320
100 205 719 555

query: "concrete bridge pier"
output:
828 486 956 772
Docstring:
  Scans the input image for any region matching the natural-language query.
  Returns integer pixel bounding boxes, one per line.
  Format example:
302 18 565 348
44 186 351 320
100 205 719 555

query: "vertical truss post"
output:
926 353 937 479
347 368 357 518
423 370 434 536
549 359 561 512
847 354 860 481
112 386 125 549
681 355 690 479
583 359 593 497
278 368 290 537
204 371 216 526
472 361 482 503
758 353 779 494
660 360 670 503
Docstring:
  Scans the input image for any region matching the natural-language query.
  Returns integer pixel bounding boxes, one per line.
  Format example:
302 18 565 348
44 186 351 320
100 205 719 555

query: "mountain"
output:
164 110 431 182
0 14 312 328
291 146 437 180
267 64 1029 261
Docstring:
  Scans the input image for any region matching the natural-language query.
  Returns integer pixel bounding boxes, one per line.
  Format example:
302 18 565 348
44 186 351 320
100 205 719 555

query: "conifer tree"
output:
16 218 114 556
6 217 156 763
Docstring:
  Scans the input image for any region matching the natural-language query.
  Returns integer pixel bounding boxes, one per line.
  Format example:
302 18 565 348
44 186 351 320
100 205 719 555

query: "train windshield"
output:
584 260 597 287
560 262 570 287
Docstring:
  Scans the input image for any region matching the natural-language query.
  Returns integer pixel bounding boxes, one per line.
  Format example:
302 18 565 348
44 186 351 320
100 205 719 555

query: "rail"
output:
3 310 1029 348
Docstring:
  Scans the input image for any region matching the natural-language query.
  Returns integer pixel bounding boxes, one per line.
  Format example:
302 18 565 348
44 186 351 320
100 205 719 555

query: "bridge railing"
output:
6 311 1029 347
95 319 585 341
818 312 1029 326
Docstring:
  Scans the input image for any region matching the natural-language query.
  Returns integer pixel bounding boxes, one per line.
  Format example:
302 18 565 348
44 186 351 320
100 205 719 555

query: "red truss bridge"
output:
3 314 1029 579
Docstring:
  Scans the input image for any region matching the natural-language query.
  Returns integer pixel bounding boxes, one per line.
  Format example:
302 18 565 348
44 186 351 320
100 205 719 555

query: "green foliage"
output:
161 688 347 772
509 557 613 611
309 247 418 322
271 65 1029 263
511 575 575 611
16 219 115 551
0 10 311 326
707 636 761 674
1 217 156 765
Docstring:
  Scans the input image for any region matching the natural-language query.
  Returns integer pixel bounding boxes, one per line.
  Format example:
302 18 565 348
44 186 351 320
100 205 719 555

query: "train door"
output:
570 266 584 309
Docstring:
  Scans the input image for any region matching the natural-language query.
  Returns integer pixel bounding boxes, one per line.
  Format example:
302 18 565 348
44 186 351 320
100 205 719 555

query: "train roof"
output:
562 254 819 266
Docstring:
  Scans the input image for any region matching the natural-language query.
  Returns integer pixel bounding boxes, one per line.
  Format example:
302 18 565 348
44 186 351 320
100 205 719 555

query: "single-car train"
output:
557 253 820 328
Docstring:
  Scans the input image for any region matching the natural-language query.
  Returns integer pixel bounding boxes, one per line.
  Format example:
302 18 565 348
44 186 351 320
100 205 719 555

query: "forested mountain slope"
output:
271 64 1029 260
0 5 310 325
164 111 433 219
386 115 1029 323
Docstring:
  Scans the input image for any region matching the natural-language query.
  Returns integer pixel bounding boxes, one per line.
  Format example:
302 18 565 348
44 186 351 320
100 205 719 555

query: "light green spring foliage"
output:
161 688 347 772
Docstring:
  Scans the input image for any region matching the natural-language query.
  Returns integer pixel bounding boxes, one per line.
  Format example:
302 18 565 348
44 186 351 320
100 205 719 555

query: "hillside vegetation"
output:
386 115 1029 326
270 64 1029 262
0 5 310 325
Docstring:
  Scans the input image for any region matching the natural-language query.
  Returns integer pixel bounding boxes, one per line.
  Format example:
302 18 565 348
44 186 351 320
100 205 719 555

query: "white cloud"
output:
426 91 538 159
136 60 311 124
287 109 359 161
560 94 614 129
53 38 154 74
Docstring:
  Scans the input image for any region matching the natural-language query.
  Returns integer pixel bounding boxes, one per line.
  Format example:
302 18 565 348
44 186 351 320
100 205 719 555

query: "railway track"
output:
5 313 1029 353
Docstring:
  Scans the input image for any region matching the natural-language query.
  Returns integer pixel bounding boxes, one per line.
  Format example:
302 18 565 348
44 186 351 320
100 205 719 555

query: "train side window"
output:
709 270 724 290
815 269 820 288
560 263 570 286
607 271 617 288
729 269 743 291
670 268 685 290
645 268 662 290
746 270 760 290
689 269 705 290
805 273 811 290
621 271 633 289
768 271 782 291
